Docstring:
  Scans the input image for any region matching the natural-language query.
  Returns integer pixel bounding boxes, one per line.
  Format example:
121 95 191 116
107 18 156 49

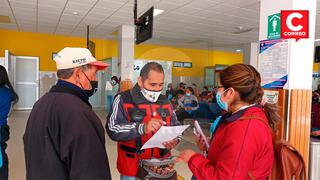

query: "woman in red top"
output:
176 64 279 180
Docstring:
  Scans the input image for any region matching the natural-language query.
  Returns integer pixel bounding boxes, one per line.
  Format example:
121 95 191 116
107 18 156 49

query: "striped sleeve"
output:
106 95 144 141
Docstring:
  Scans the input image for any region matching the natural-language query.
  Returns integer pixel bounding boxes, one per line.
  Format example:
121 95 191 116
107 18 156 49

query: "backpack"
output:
239 116 306 180
269 140 306 180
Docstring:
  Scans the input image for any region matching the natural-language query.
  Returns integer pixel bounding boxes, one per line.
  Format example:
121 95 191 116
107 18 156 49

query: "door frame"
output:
13 56 40 110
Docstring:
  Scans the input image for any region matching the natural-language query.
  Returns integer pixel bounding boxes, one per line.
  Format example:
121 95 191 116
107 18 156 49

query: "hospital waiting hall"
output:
1 0 320 179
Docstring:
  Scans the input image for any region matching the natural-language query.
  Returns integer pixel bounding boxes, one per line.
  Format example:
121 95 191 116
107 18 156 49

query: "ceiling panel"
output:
184 0 220 10
107 15 132 23
164 0 193 6
59 14 83 23
243 2 260 12
55 29 73 35
155 2 182 12
100 20 122 27
9 0 36 9
38 0 66 6
95 0 124 10
202 3 239 14
174 6 201 14
224 8 259 19
223 0 259 8
137 0 160 8
89 6 117 15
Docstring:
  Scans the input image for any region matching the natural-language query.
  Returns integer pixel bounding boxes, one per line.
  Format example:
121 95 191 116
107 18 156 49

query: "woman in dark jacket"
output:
0 65 19 180
176 64 279 180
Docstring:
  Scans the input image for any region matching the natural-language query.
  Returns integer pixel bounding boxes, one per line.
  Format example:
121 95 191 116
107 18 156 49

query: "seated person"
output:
193 96 222 121
193 101 214 120
166 83 175 100
201 86 210 97
176 87 199 122
312 92 320 130
171 89 185 111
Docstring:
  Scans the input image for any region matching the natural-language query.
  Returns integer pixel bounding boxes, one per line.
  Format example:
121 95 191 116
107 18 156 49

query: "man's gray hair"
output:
57 64 91 79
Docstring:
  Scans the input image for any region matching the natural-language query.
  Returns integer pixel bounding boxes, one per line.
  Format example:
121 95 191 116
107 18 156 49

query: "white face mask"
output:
141 88 162 103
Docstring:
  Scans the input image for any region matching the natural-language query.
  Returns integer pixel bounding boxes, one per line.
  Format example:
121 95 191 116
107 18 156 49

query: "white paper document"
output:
141 125 190 150
105 81 113 91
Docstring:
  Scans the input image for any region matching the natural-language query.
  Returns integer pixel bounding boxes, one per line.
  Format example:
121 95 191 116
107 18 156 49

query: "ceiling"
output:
0 0 320 50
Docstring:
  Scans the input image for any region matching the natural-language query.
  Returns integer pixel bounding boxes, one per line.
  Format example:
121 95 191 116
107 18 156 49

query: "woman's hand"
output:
175 149 197 163
163 138 179 150
195 134 208 152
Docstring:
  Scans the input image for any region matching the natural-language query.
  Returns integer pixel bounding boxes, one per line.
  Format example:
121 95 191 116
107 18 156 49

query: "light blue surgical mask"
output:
186 93 191 96
216 89 229 111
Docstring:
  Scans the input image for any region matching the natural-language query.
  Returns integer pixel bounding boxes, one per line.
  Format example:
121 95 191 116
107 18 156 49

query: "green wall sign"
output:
268 13 281 40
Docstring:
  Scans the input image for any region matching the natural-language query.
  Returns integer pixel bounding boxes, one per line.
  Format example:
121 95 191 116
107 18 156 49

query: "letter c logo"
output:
286 12 303 31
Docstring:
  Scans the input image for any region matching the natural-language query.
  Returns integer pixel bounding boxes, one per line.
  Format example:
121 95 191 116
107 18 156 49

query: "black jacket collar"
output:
50 83 92 108
222 105 262 122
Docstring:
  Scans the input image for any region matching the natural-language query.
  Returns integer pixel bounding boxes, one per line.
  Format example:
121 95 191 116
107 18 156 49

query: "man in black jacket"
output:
23 47 112 180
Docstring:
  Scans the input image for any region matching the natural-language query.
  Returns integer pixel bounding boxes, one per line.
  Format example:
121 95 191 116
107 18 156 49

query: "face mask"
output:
81 71 98 97
111 80 117 86
216 89 229 111
84 81 98 97
186 93 191 96
141 88 162 103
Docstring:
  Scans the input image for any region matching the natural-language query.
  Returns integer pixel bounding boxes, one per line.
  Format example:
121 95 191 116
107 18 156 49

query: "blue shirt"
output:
0 86 13 125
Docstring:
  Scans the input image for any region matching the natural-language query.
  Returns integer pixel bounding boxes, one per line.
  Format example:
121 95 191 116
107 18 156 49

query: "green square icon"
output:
268 13 281 40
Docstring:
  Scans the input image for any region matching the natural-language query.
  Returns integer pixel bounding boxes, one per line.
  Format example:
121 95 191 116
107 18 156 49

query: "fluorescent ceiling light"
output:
73 11 79 15
315 39 320 42
236 49 242 52
154 9 164 17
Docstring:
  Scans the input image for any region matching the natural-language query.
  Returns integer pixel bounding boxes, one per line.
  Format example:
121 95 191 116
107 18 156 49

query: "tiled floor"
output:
6 110 206 180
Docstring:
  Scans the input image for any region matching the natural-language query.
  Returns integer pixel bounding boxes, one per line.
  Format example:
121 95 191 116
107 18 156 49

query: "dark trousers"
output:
0 125 9 180
176 109 194 124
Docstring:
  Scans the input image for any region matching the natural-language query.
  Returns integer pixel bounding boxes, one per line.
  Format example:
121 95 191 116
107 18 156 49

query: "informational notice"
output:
259 39 289 89
263 90 279 104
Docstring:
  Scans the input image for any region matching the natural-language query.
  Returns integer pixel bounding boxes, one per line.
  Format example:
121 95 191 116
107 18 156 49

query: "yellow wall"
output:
313 63 319 72
0 29 112 71
210 51 243 66
0 29 242 77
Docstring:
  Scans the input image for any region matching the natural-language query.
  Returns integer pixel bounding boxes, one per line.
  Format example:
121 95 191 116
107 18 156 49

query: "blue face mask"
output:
216 89 228 111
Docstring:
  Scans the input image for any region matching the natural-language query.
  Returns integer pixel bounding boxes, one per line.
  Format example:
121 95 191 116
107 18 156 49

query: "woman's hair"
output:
186 87 195 94
220 64 280 132
0 65 19 104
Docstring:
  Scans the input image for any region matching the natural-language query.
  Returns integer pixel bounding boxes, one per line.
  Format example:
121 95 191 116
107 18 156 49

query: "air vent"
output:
0 15 11 24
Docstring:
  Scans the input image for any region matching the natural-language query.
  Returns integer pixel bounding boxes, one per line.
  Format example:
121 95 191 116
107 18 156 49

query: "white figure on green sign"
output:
272 18 278 32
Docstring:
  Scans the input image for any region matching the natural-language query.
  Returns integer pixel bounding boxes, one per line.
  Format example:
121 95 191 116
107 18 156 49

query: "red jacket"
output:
188 106 274 180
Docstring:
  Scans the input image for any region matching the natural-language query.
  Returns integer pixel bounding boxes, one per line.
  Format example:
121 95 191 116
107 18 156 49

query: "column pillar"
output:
243 42 259 69
259 0 317 173
118 25 135 91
